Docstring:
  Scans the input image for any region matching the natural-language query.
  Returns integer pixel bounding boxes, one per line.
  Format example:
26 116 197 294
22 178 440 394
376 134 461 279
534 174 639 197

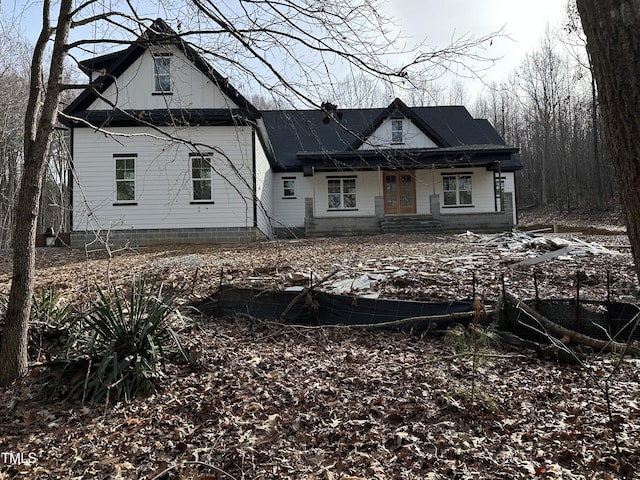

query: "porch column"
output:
430 194 441 218
374 195 384 218
503 192 514 225
304 197 314 219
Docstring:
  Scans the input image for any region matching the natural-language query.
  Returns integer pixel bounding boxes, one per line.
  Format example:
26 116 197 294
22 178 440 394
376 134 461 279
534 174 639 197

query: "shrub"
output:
31 287 74 356
47 277 189 404
0 287 73 360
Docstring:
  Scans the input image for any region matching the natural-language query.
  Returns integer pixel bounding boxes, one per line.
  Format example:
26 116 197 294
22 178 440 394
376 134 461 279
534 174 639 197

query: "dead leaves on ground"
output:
1 318 640 479
0 230 639 479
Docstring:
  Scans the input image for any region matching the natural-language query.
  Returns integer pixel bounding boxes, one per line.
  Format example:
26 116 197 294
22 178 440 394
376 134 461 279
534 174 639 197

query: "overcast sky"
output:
384 0 570 95
2 0 571 100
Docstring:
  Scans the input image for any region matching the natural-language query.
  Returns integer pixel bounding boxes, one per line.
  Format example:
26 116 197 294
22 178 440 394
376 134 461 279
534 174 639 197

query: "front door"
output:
384 171 416 214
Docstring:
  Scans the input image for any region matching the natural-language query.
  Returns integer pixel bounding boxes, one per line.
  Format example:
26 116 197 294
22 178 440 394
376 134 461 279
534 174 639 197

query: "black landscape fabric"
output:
196 287 640 342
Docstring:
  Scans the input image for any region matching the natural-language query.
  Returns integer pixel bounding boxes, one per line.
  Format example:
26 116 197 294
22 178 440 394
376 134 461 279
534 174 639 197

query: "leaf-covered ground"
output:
1 213 639 479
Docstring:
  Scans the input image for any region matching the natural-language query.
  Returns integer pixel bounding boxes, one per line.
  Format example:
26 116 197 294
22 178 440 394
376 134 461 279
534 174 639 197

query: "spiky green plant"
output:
444 323 498 408
48 277 189 404
31 286 74 326
444 324 496 353
29 287 75 360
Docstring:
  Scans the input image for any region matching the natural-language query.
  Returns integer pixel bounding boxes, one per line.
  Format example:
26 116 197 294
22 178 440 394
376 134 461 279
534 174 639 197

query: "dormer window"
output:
153 55 172 93
391 119 404 143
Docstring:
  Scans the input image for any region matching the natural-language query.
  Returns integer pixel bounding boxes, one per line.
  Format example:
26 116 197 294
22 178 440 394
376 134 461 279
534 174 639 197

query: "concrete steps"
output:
379 215 442 234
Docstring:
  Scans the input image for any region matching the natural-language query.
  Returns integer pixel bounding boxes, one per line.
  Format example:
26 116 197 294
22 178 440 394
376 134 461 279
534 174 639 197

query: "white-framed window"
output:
391 119 404 143
114 155 136 203
328 177 356 210
443 174 472 206
191 155 213 202
283 177 296 198
153 55 172 93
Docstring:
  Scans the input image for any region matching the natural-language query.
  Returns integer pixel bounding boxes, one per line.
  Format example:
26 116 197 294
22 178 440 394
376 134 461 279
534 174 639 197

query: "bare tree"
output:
0 0 73 385
0 0 500 385
576 1 640 281
0 25 31 247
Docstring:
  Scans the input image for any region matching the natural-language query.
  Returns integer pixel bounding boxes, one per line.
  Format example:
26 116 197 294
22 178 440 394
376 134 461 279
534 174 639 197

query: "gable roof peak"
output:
348 97 448 149
141 18 178 43
386 97 412 116
64 18 259 119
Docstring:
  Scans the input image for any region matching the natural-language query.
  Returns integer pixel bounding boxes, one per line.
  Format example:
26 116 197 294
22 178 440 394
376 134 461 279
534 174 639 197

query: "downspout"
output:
493 170 498 212
312 166 316 217
69 127 74 233
498 161 503 212
252 129 257 229
514 171 519 226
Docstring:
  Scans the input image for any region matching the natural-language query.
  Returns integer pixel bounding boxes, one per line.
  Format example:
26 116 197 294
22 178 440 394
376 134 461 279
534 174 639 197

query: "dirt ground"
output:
0 211 636 306
1 210 639 479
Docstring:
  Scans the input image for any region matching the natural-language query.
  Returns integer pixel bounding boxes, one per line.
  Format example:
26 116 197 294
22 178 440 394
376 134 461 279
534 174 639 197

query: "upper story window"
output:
153 55 172 93
114 154 136 203
391 119 404 143
283 177 296 198
191 155 213 202
443 174 472 206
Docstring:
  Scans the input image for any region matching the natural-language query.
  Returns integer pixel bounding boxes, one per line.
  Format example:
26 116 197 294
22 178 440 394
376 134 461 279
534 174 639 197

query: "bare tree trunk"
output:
0 0 72 385
577 1 640 281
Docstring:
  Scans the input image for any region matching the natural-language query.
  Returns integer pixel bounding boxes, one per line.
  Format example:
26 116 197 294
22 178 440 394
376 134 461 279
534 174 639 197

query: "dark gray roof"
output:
261 100 521 172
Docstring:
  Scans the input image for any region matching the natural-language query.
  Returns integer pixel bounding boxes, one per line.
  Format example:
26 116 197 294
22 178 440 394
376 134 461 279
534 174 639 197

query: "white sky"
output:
384 0 570 96
2 0 571 100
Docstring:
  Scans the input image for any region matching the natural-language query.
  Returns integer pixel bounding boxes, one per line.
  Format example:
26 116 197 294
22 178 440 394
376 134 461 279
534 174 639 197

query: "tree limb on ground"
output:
501 292 640 357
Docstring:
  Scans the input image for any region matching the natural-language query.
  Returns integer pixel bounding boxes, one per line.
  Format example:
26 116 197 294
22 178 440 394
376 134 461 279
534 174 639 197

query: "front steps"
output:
379 215 442 234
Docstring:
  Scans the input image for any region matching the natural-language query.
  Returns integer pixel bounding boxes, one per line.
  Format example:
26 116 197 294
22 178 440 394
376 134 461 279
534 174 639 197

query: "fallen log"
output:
501 292 640 357
495 331 585 364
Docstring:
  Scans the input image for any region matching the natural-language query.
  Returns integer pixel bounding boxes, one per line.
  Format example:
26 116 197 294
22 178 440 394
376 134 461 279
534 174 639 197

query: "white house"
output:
62 19 522 247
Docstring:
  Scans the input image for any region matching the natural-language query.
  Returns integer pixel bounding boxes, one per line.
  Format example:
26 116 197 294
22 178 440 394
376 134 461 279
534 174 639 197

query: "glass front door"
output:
384 171 416 214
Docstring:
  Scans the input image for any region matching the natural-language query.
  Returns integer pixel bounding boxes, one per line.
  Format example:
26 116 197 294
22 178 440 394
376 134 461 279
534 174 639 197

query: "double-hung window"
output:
442 174 472 206
191 155 213 202
283 177 296 198
153 54 172 93
391 119 404 143
328 177 356 210
114 154 136 203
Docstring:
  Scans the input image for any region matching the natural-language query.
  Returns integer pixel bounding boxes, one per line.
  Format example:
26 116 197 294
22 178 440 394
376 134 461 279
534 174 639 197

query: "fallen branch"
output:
501 292 640 356
279 269 339 321
276 308 489 330
147 460 237 480
495 330 585 364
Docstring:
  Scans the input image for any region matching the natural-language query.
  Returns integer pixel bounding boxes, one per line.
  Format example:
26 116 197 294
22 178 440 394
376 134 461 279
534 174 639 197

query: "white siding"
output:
415 170 436 215
87 47 239 111
271 174 312 228
72 125 255 231
254 132 274 237
359 118 438 150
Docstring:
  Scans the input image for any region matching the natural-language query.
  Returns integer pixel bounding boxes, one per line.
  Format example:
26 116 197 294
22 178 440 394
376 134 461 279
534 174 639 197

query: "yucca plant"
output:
48 277 189 404
31 286 74 326
29 287 75 360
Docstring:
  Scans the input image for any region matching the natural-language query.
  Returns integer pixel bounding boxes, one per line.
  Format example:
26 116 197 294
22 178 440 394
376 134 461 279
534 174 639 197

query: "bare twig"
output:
147 460 238 480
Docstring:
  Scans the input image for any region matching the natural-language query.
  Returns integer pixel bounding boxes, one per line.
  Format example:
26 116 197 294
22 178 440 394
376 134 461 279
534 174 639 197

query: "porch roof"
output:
295 145 522 173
